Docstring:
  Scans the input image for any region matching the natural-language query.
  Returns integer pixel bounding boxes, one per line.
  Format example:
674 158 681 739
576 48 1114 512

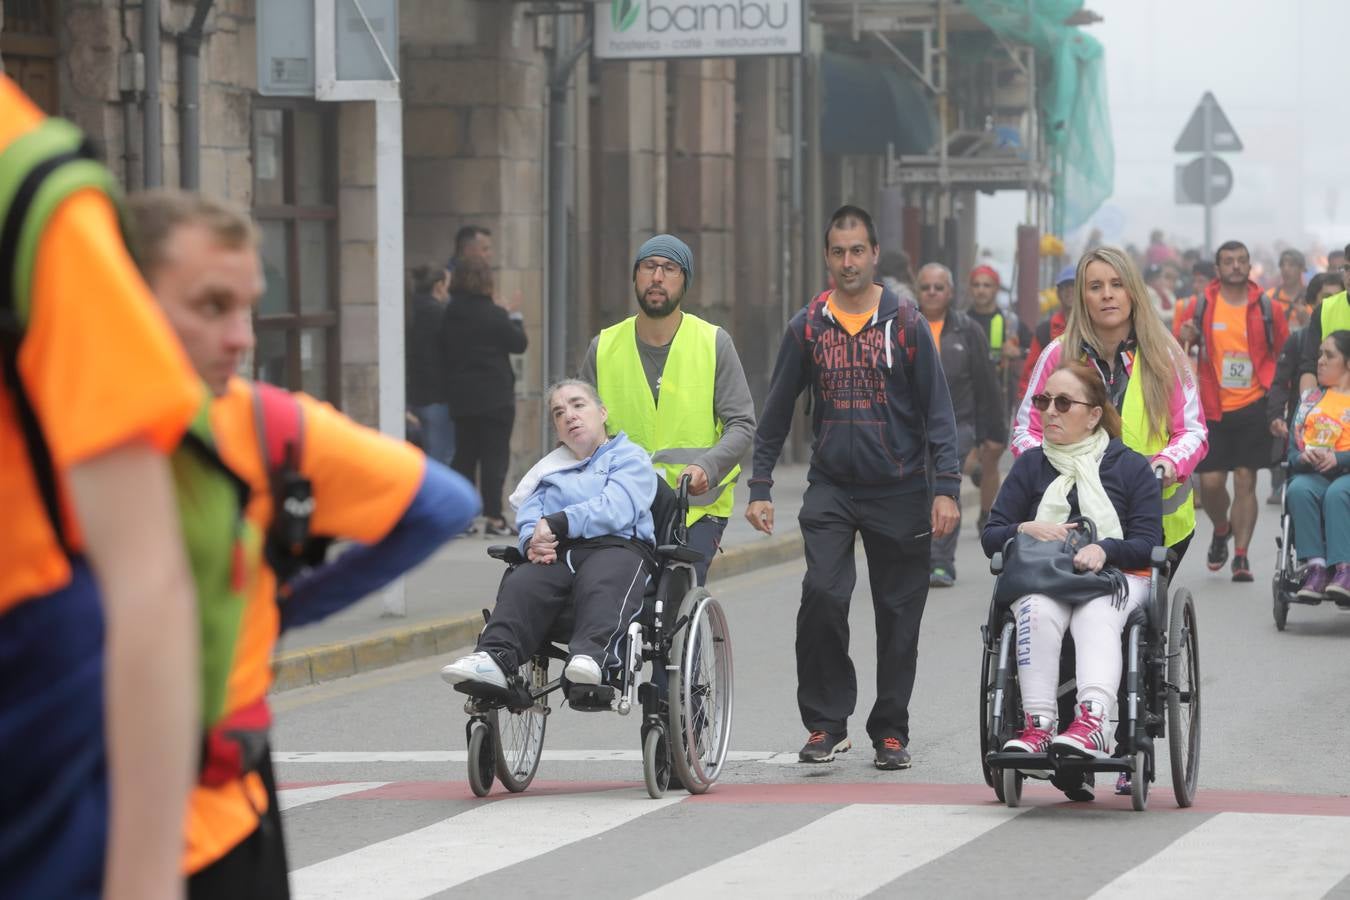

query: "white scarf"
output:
1035 428 1123 540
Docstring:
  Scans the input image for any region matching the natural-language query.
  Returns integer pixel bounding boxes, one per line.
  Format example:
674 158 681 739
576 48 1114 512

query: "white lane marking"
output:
290 790 682 900
636 804 1026 900
277 781 389 811
1091 812 1350 899
274 749 801 764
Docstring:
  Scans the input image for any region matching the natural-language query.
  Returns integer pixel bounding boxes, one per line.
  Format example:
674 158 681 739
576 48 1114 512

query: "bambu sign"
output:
594 0 804 60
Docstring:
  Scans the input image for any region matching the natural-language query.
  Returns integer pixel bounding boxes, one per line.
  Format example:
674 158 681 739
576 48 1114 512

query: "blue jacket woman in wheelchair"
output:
441 378 658 690
1284 329 1350 603
982 361 1163 764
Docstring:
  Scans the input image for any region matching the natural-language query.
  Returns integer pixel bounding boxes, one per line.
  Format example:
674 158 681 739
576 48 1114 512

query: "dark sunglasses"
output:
1031 393 1095 413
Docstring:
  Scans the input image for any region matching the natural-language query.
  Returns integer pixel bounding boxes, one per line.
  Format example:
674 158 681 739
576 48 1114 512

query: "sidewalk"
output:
272 465 813 690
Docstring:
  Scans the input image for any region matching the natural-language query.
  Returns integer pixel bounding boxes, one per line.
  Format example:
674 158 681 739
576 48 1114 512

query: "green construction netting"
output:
963 0 1114 235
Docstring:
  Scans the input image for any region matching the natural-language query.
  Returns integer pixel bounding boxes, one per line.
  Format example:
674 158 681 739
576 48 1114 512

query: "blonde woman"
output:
1014 246 1207 564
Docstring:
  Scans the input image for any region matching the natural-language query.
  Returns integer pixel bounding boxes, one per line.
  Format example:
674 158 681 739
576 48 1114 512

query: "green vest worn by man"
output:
1319 291 1350 338
596 313 737 525
0 116 251 727
1120 372 1195 548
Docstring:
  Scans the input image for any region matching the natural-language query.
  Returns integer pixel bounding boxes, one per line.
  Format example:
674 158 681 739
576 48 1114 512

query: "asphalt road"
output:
272 477 1350 898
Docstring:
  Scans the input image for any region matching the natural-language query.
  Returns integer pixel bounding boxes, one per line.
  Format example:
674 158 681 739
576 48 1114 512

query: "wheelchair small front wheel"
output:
1271 576 1289 631
466 720 496 798
668 589 734 794
1000 766 1023 808
1130 750 1149 811
642 726 671 799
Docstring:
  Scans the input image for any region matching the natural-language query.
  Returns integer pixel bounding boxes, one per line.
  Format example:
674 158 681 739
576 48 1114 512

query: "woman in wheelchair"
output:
982 361 1162 766
440 379 658 691
1284 329 1350 604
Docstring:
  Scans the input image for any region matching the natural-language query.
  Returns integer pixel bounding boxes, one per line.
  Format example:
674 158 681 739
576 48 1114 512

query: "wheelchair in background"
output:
1271 462 1350 630
452 476 734 800
979 544 1201 811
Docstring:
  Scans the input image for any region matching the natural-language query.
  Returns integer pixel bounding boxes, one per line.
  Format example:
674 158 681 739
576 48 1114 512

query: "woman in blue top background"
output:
441 379 658 689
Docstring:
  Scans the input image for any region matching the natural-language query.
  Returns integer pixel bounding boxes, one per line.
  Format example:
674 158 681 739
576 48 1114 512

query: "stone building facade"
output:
2 0 805 490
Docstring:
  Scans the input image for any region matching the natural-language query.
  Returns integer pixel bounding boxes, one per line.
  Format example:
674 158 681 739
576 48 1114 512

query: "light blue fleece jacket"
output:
512 432 657 554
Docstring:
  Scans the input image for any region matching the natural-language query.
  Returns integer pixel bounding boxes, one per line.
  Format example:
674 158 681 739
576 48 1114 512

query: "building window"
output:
1 0 60 113
251 102 340 403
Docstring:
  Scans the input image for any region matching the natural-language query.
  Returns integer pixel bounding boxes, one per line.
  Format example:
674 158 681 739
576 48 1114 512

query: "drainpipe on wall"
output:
142 0 162 187
177 0 215 189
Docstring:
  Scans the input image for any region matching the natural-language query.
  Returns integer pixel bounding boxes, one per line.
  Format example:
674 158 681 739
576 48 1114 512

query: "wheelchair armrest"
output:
487 545 525 565
990 552 1004 576
657 544 703 564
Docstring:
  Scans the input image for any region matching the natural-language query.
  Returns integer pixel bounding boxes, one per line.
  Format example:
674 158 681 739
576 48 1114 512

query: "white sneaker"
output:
440 651 507 689
564 655 602 685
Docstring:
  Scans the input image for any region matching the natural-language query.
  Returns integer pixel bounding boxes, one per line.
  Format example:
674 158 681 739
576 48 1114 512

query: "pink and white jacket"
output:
1010 337 1209 480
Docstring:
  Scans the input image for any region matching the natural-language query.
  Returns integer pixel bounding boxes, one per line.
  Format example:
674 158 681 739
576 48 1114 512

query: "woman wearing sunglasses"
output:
1012 247 1207 566
982 362 1162 797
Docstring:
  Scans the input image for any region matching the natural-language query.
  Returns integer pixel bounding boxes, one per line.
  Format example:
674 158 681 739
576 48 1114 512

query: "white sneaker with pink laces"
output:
1051 701 1111 759
1002 713 1055 754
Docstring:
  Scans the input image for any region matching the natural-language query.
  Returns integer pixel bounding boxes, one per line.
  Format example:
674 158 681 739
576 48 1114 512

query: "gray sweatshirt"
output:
580 323 757 493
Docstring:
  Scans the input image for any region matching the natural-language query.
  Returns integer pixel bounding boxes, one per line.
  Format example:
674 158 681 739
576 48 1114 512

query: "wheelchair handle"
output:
673 474 692 546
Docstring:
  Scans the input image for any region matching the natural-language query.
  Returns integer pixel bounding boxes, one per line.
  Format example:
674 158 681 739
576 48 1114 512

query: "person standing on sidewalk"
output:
581 234 756 585
1019 265 1075 399
914 263 1006 587
0 75 203 900
406 264 454 466
1266 249 1306 323
124 190 478 899
442 254 527 536
747 205 960 771
965 264 1027 514
1177 240 1289 581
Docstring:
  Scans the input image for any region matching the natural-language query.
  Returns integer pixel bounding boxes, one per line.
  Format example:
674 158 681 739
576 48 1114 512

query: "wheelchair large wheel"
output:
642 726 671 799
466 720 495 798
668 588 733 794
978 644 996 788
1166 588 1201 807
492 657 549 793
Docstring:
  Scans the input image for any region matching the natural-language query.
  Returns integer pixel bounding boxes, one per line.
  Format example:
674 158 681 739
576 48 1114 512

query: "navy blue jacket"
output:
981 437 1163 571
750 285 961 500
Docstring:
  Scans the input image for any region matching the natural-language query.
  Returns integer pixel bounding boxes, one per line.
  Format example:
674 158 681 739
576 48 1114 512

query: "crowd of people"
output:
9 60 1350 898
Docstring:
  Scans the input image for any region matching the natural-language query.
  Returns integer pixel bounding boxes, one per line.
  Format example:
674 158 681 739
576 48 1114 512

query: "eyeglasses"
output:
638 259 683 278
1031 393 1095 413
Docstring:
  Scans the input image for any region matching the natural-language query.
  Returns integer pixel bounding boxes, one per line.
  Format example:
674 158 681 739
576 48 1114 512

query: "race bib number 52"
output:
1221 353 1254 389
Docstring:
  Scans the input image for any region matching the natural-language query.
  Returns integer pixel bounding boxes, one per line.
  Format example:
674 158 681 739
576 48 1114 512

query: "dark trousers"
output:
451 410 514 520
686 515 727 586
188 746 289 900
796 481 932 746
479 545 650 672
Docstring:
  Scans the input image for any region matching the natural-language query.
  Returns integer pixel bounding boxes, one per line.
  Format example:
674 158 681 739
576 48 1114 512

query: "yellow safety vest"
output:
988 313 1005 362
595 314 737 525
1319 291 1350 338
1120 371 1195 548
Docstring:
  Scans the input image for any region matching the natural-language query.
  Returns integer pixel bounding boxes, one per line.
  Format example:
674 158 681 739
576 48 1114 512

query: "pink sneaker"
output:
1003 714 1055 754
1327 563 1350 600
1051 701 1111 759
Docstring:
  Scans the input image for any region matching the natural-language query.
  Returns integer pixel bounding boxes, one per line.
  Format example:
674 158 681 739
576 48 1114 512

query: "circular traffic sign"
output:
1181 155 1233 205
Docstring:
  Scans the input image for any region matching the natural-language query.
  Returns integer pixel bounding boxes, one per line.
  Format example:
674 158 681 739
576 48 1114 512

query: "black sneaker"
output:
1052 769 1095 802
798 730 850 763
1206 528 1231 571
1232 553 1253 582
874 736 911 770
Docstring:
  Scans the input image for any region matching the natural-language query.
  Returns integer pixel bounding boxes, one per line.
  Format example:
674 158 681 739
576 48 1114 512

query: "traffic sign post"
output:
1175 92 1242 255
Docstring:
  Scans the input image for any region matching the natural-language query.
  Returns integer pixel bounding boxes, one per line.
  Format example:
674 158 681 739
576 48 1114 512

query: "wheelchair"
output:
1271 462 1350 630
453 476 734 800
978 544 1201 812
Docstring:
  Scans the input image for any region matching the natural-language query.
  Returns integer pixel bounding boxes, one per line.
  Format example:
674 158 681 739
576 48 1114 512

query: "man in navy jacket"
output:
746 205 961 771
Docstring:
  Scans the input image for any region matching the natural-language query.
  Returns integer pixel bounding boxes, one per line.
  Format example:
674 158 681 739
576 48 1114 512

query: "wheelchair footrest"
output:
567 684 616 711
453 680 535 712
986 750 1141 775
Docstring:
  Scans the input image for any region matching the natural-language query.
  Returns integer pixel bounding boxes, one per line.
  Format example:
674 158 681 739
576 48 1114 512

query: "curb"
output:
270 529 804 693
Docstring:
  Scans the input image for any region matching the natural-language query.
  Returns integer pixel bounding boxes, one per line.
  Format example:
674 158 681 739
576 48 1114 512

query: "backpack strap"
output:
0 119 120 551
1257 293 1275 352
251 382 327 584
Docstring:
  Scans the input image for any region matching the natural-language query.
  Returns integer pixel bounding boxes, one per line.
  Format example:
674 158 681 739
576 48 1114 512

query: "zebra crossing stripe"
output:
633 804 1027 899
1090 812 1350 898
289 789 681 899
277 782 389 812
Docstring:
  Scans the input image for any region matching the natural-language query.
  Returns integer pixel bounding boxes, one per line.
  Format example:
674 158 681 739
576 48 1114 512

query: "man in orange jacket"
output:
124 189 480 899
